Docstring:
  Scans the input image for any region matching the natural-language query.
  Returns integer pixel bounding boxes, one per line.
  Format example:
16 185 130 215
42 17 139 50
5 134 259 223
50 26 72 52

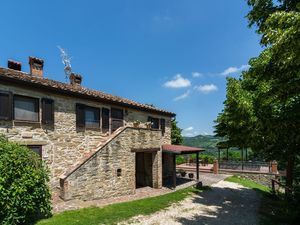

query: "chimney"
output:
69 73 82 85
29 56 44 77
8 60 22 71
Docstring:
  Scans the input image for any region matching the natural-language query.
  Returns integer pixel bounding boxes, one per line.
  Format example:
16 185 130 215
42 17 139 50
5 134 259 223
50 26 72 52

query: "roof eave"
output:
0 70 176 117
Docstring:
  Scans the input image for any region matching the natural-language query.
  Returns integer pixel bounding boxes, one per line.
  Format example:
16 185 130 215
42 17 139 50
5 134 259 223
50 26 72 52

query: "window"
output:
27 145 42 158
42 98 54 125
76 104 100 129
160 118 165 136
0 92 12 120
102 108 110 132
111 108 123 132
14 95 39 122
85 106 100 128
148 116 159 129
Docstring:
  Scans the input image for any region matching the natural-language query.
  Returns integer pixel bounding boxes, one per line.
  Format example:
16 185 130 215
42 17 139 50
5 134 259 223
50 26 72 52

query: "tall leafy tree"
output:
215 1 300 188
171 119 183 145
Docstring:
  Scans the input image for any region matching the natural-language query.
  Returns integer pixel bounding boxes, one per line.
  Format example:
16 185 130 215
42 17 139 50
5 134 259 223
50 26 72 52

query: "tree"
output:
215 2 300 188
247 0 299 35
0 136 52 224
171 119 183 145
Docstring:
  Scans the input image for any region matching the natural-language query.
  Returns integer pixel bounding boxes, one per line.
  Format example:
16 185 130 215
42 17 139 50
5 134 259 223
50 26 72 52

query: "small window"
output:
148 116 159 129
76 104 100 129
42 98 54 125
117 168 122 177
102 108 110 132
27 145 42 158
111 108 123 132
14 95 39 122
0 92 12 120
160 118 165 136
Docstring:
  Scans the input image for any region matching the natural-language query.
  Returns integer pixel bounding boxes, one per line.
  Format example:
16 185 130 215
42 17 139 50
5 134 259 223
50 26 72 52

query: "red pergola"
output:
162 144 205 188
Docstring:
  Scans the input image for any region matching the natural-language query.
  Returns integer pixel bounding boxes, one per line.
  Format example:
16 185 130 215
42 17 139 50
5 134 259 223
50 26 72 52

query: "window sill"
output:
85 127 101 131
14 120 40 124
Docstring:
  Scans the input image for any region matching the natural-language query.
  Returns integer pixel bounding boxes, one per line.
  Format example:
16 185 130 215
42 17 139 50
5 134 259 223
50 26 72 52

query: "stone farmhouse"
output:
0 57 204 201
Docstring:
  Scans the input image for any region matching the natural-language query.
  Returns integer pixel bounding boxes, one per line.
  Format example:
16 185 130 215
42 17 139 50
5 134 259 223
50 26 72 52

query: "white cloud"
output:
195 84 218 94
221 64 250 76
183 130 199 137
182 127 200 137
192 72 202 78
173 90 190 101
184 126 194 131
164 74 191 88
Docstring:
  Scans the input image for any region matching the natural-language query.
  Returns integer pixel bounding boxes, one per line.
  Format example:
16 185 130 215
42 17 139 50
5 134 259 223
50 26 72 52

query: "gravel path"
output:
121 180 260 225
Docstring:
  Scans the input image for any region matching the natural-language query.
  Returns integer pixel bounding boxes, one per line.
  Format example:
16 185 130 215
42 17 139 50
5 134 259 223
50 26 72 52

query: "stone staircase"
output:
58 126 163 201
59 126 127 182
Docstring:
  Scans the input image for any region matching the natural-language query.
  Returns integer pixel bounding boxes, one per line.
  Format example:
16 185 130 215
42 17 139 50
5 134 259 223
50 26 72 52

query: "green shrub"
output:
176 155 185 165
199 154 215 164
0 136 52 224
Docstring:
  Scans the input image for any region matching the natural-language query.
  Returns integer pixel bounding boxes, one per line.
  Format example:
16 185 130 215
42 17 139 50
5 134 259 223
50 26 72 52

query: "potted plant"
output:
145 121 152 129
179 169 186 177
133 120 140 128
188 173 194 179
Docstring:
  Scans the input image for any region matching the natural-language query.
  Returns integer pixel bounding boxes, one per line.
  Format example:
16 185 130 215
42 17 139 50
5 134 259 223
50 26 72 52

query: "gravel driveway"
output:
121 179 260 225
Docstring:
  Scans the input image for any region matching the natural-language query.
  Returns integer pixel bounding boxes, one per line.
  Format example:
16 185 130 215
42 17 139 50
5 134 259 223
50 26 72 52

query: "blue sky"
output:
0 0 262 136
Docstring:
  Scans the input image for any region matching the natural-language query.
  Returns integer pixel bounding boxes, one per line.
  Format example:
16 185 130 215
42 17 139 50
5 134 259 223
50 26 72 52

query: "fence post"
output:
271 179 275 194
213 160 219 174
271 161 278 174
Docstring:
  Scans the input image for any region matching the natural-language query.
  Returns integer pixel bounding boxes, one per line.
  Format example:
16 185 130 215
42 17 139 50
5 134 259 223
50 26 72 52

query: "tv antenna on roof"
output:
58 46 72 82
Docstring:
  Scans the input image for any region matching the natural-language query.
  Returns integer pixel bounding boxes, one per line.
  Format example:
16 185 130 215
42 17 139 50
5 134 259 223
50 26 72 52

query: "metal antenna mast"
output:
58 46 72 82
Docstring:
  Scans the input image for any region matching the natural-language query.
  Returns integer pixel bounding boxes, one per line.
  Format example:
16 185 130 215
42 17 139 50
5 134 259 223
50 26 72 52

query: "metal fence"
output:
219 161 270 172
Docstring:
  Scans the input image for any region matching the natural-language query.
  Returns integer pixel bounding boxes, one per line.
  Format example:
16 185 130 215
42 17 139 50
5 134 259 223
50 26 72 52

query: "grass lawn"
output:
225 175 270 193
225 175 299 225
37 187 201 225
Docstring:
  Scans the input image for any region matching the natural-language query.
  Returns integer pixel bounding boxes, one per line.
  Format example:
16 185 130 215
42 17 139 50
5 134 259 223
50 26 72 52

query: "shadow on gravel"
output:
176 185 260 225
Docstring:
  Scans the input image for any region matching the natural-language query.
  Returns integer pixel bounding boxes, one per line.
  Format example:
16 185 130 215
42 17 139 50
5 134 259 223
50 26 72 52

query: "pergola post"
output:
173 154 176 189
196 152 199 181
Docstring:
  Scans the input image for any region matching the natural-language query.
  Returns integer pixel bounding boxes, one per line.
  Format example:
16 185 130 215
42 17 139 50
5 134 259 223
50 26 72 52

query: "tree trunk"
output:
285 154 295 194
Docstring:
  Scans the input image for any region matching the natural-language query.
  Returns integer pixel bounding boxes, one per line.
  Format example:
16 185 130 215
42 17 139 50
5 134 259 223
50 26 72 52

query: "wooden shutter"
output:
76 103 85 128
42 98 54 125
102 108 110 132
160 118 165 136
0 92 12 120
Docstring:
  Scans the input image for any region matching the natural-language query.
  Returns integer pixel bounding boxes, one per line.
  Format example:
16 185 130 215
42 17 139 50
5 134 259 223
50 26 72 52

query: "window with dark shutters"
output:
14 95 39 122
160 118 165 135
76 104 100 129
111 108 123 132
102 108 110 132
42 98 54 125
76 103 85 128
0 92 12 120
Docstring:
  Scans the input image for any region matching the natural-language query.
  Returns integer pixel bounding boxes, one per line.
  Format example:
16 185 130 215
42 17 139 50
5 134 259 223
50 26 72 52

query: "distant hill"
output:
183 135 224 152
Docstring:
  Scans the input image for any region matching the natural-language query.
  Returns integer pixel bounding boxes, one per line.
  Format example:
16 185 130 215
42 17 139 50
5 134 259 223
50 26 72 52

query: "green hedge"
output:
0 136 52 224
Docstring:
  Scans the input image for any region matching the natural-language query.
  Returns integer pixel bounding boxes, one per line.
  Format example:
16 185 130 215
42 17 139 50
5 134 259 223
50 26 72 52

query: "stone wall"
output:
220 170 277 187
0 83 172 192
60 127 163 201
162 152 174 179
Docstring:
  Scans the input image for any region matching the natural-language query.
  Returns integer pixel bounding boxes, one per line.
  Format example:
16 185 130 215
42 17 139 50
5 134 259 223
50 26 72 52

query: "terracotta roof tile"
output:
0 67 175 116
162 144 205 154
